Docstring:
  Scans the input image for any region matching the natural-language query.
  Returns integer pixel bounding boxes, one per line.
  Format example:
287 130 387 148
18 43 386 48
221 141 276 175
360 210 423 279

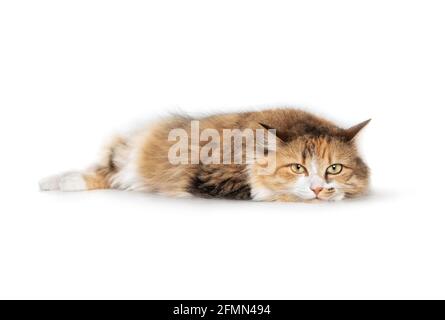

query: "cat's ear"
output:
259 123 288 143
344 119 371 141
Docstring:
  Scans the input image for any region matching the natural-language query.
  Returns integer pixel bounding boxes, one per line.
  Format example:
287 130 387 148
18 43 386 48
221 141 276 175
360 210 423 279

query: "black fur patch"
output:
188 165 252 200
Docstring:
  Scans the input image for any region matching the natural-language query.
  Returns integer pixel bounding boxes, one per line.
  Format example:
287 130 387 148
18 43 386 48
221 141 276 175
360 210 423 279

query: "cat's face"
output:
251 122 370 202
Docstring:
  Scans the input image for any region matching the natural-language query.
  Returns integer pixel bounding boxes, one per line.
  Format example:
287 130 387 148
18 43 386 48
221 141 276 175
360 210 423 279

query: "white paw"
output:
39 174 61 191
58 172 87 192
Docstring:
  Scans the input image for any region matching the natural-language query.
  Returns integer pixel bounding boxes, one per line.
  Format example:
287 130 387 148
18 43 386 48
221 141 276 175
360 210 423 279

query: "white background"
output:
1 0 444 299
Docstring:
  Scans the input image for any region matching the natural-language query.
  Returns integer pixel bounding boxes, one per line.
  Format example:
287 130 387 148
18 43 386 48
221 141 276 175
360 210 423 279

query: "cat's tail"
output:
39 136 126 192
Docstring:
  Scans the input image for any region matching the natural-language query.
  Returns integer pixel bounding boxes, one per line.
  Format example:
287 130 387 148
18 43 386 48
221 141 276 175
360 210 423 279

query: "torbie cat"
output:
40 108 370 202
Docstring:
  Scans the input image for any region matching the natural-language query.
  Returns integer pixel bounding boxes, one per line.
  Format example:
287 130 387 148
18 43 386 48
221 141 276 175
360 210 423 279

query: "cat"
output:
39 108 370 202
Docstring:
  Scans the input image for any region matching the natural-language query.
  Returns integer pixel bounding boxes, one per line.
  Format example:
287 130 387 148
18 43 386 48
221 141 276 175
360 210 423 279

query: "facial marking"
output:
290 157 344 200
308 158 323 189
293 175 316 200
310 159 318 176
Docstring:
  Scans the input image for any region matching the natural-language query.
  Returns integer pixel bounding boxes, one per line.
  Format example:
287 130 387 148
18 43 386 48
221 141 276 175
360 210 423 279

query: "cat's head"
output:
251 120 370 201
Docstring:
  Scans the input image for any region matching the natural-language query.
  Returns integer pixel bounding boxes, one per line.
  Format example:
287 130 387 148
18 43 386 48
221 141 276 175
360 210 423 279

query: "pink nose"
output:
311 187 323 196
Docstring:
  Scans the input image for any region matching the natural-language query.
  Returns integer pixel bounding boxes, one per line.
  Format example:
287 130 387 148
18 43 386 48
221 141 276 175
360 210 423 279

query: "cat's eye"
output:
326 164 343 175
290 163 306 174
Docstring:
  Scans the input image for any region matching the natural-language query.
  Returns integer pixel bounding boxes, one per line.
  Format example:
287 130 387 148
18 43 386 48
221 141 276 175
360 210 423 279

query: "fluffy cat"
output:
40 108 370 202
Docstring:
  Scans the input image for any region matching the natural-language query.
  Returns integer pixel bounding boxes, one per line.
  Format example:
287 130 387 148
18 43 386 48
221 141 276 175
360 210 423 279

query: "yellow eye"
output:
290 163 306 174
326 164 343 175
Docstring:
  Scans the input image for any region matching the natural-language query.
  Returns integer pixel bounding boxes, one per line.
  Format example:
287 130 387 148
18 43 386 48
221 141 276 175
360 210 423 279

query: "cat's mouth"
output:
303 187 336 200
321 192 345 201
311 188 345 201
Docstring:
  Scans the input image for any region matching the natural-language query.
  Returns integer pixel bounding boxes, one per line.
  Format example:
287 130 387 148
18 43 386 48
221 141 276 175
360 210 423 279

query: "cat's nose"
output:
311 187 323 196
